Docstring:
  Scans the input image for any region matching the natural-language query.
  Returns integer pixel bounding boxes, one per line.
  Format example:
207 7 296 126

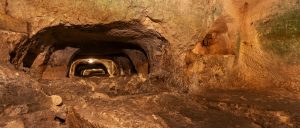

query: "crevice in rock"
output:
192 16 235 55
54 116 66 125
146 15 163 23
202 33 213 47
4 0 8 14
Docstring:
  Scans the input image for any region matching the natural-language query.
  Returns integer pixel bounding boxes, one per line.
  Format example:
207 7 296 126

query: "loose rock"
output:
51 95 63 106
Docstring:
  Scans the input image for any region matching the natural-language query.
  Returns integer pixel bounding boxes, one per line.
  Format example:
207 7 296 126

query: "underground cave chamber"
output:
9 21 167 80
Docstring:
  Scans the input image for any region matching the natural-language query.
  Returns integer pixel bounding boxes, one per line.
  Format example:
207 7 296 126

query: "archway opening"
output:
9 21 168 80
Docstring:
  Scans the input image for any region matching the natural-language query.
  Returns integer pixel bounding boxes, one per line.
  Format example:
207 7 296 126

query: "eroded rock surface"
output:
1 0 300 127
1 66 300 127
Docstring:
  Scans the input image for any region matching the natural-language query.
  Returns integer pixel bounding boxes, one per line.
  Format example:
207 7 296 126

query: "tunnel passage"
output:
10 21 168 80
69 58 118 78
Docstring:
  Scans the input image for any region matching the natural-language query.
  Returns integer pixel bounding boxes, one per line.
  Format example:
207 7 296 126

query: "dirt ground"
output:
1 63 299 128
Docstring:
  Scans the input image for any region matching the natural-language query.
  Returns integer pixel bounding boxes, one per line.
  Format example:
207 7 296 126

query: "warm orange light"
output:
88 59 95 64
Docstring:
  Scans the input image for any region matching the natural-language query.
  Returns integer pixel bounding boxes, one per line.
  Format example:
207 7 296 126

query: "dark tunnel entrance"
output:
10 21 168 80
74 63 109 77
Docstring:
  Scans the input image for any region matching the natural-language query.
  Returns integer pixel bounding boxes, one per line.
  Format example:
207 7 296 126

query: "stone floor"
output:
0 63 300 128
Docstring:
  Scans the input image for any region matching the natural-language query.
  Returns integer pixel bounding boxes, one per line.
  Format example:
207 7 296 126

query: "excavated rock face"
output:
1 0 300 127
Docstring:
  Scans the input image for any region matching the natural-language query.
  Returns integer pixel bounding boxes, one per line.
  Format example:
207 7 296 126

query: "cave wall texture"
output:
2 0 300 127
0 0 300 91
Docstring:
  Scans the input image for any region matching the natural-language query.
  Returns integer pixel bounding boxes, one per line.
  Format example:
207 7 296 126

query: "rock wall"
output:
0 0 300 91
188 0 300 90
230 0 300 89
2 1 300 127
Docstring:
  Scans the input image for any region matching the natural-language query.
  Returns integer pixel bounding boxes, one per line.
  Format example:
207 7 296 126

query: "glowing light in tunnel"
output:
88 59 95 64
